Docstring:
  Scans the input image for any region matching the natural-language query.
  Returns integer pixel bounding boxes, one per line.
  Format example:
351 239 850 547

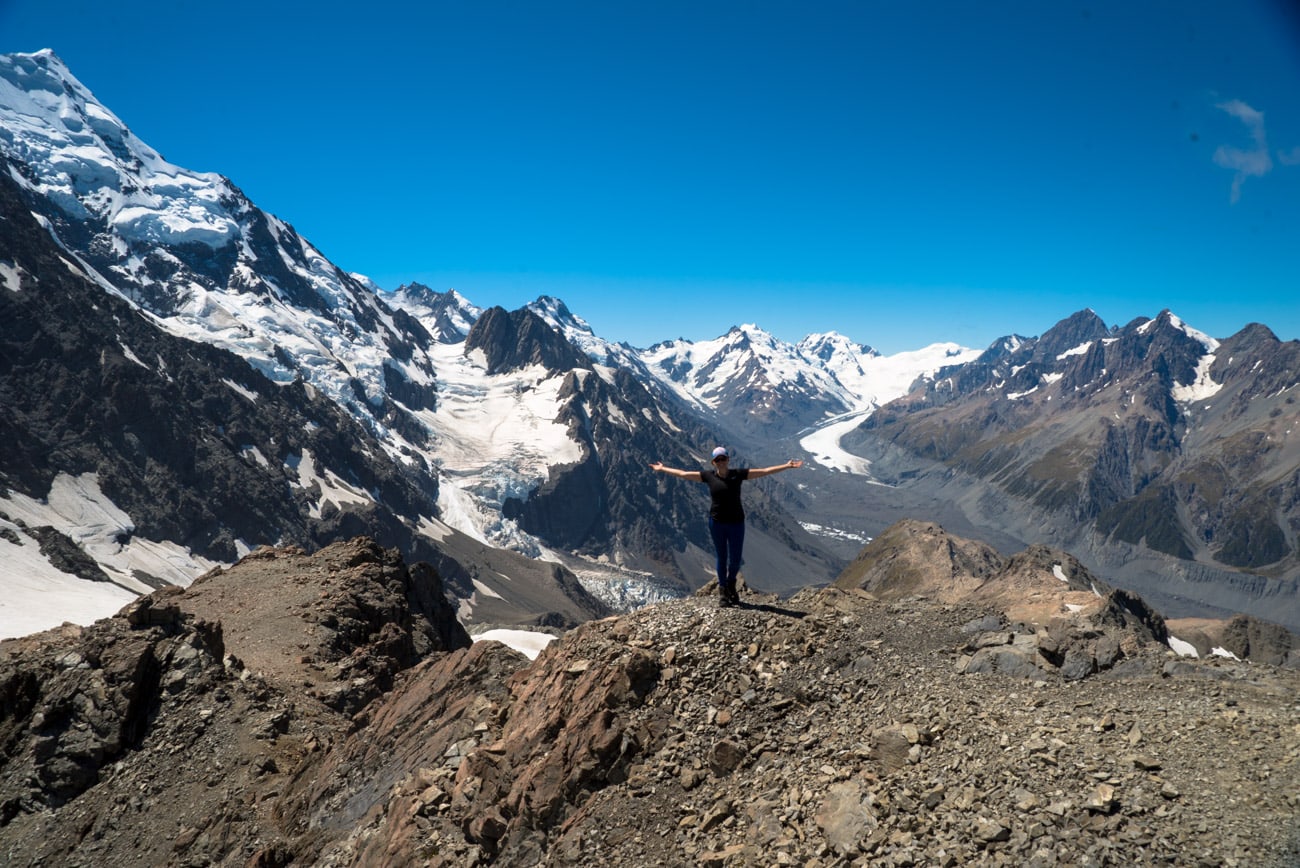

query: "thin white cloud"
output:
1213 99 1273 203
1278 146 1300 167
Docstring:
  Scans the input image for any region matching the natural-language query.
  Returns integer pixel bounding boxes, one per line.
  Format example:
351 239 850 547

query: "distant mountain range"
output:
2 50 1298 636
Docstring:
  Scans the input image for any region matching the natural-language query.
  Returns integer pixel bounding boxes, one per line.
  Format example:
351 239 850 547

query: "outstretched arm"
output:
649 461 702 481
748 459 804 479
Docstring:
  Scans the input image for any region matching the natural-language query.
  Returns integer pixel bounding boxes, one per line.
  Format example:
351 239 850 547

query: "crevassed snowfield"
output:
0 51 431 462
414 342 582 552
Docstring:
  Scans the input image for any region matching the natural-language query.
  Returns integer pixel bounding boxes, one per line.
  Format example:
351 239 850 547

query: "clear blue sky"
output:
3 1 1298 353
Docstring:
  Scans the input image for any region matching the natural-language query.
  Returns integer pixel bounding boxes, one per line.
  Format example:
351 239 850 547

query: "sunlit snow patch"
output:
0 473 224 639
0 519 137 640
473 628 557 660
285 449 374 518
799 521 869 545
1167 635 1199 658
0 260 22 292
1171 352 1223 403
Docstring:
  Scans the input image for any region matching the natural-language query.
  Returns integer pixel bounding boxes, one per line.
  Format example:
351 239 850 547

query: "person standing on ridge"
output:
649 447 804 607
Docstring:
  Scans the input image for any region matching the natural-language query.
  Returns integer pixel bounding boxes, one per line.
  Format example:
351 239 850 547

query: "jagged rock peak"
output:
1031 309 1112 361
464 304 591 375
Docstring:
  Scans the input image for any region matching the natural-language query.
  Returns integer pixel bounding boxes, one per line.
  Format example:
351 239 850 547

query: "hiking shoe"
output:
718 585 740 607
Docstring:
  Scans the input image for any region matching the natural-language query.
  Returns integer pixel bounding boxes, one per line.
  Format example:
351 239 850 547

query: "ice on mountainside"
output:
0 51 238 249
401 340 581 551
1171 351 1224 403
0 50 438 465
0 474 224 639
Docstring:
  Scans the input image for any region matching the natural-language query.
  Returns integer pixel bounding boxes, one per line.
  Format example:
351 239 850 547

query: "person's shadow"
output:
736 599 807 619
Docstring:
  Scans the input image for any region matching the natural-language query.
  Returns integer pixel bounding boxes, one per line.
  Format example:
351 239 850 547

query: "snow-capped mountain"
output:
634 323 982 476
639 324 856 438
0 51 612 635
0 50 844 636
0 50 440 448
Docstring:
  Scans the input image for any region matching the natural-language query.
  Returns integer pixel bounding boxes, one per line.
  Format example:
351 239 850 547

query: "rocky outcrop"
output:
2 543 1298 866
0 538 467 836
832 519 1300 672
0 597 225 820
832 519 1003 601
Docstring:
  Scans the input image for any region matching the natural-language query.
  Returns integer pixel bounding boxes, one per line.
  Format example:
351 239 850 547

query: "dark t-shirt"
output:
700 467 750 523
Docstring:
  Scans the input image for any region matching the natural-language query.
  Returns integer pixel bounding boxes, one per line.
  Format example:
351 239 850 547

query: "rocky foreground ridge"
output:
2 536 1298 867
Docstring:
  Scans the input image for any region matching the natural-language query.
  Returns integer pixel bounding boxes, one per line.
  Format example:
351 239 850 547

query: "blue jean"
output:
709 518 745 589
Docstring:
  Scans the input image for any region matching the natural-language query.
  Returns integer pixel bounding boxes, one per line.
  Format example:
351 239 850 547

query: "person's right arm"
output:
649 462 702 481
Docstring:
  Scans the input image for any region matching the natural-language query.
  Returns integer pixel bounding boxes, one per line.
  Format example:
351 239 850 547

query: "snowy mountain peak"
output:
525 294 638 367
1 51 240 250
798 331 876 363
527 295 589 332
1143 309 1220 352
0 49 445 446
388 283 482 343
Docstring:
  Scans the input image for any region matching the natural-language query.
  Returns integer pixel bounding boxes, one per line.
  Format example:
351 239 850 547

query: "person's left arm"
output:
747 459 804 479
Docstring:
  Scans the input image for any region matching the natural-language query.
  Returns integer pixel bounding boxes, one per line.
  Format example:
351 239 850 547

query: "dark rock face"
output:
1090 588 1170 645
465 306 591 376
24 526 117 585
0 596 224 818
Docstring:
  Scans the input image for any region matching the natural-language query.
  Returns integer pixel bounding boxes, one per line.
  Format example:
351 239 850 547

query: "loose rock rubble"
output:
501 588 1300 867
1 541 1298 867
